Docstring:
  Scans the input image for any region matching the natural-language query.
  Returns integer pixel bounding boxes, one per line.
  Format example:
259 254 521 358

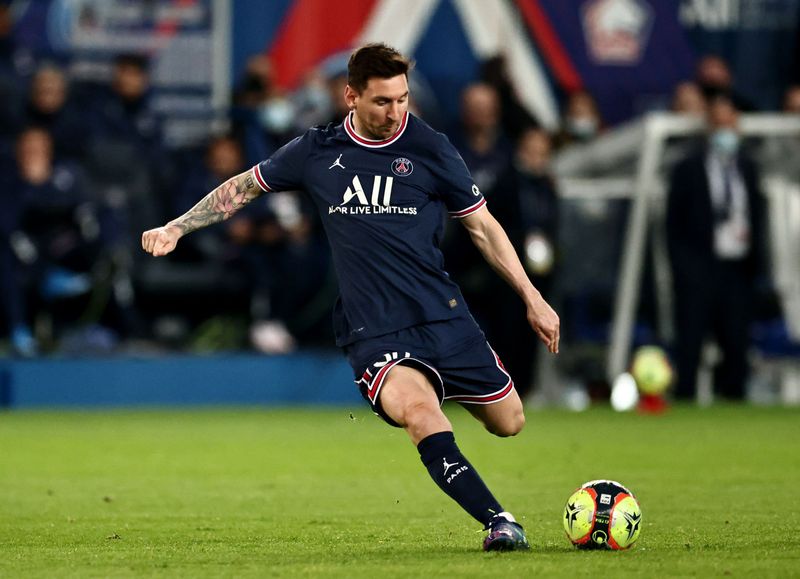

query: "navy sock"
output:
417 431 503 526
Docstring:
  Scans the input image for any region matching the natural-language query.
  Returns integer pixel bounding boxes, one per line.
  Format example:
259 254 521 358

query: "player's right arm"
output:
142 169 263 257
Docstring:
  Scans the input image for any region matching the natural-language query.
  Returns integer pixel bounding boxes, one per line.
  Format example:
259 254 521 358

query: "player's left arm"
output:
460 206 560 353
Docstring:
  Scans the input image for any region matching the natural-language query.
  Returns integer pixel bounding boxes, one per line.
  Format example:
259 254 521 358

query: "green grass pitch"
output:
1 404 799 577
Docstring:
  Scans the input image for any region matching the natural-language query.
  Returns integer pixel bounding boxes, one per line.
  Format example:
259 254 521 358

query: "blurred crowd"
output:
1 8 797 398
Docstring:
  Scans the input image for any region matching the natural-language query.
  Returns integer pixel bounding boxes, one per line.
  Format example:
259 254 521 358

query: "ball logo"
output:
622 510 642 541
471 184 481 197
391 157 413 177
592 530 608 544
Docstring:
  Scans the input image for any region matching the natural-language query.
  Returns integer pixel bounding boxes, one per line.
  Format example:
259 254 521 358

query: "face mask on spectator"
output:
566 117 597 139
302 85 332 113
710 128 739 157
259 98 295 134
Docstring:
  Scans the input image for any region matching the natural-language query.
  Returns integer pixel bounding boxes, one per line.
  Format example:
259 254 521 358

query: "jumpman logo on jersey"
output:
329 154 346 170
442 457 459 477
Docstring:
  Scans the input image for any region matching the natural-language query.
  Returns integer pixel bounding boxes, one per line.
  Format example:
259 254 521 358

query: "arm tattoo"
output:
168 172 262 235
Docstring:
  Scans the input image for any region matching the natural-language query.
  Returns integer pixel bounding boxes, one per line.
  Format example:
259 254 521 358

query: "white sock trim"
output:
497 511 516 523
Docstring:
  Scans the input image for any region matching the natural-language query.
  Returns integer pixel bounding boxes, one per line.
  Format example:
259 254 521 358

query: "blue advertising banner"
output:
533 0 696 124
679 0 800 110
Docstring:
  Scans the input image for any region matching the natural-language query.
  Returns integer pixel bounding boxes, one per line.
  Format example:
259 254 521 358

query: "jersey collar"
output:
344 111 409 148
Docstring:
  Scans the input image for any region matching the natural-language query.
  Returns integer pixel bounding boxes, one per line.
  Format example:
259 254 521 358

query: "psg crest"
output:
391 157 413 177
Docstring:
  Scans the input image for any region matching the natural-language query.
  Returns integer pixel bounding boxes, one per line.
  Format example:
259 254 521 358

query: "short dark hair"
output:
114 53 149 71
707 91 737 110
347 43 412 93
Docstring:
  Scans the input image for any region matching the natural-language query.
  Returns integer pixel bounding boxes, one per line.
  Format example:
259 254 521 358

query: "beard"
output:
377 121 399 137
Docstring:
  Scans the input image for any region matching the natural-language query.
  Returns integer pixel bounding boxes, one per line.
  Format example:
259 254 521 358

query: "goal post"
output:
552 112 800 388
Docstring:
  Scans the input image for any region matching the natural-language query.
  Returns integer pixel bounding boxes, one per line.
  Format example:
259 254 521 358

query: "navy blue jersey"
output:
253 112 487 346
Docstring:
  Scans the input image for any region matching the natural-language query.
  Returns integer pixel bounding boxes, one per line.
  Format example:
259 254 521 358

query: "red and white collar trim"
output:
344 111 409 148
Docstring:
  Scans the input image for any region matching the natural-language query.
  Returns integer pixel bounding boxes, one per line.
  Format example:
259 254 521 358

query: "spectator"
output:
450 83 514 196
232 53 298 165
292 69 335 129
671 81 707 116
554 90 604 149
488 127 560 396
87 53 164 153
443 83 514 323
666 94 766 401
496 128 559 288
667 81 709 154
480 55 539 142
82 54 166 261
173 135 247 218
694 54 755 112
783 85 800 113
20 64 86 160
1 127 105 353
233 53 273 109
168 135 250 265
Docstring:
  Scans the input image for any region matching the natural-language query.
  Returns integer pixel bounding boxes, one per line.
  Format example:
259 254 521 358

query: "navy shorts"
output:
344 315 516 427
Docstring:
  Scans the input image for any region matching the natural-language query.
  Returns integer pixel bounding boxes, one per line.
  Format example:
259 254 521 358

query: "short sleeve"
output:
432 134 486 218
252 132 311 193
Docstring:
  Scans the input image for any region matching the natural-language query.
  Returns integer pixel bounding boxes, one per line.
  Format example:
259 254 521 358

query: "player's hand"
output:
527 294 560 354
142 225 182 257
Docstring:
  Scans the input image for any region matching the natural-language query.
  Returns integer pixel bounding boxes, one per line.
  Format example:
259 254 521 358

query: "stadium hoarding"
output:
10 0 227 148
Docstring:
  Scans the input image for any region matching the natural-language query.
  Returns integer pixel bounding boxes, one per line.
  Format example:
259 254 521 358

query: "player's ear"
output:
344 84 358 110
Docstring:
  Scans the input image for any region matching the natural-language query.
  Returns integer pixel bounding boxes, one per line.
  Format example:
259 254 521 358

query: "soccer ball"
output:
630 345 673 396
563 480 642 550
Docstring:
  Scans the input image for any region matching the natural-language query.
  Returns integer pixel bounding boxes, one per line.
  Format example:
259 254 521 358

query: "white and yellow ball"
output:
563 480 642 550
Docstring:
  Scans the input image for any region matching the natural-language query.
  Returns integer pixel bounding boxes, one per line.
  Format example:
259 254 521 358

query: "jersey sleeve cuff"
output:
251 164 272 192
448 197 486 218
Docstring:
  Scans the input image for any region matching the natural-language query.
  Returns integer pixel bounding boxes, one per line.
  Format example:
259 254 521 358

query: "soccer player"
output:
142 43 559 551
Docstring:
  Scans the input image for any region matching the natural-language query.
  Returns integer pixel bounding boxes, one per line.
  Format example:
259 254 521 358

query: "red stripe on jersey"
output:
493 349 508 371
449 197 486 218
447 380 514 404
251 165 271 192
366 359 401 403
447 346 515 404
490 346 514 384
344 111 409 148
